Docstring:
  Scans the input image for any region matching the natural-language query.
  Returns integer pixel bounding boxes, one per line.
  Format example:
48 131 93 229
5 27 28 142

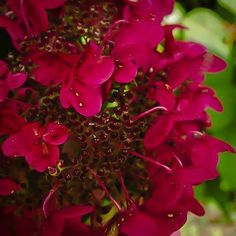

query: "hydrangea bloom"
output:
0 0 235 235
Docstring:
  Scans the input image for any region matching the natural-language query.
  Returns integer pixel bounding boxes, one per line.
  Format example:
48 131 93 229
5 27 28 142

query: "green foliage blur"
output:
167 0 236 234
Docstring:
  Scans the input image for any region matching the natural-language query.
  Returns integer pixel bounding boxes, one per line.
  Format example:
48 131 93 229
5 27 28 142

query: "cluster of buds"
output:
0 0 235 235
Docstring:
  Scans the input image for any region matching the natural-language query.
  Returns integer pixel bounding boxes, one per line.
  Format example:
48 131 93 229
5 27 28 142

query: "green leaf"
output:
219 152 236 191
218 0 236 15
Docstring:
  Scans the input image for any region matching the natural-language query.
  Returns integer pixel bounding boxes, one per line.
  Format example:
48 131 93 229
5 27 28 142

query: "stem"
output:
90 169 122 211
129 150 172 173
117 172 136 209
131 106 167 123
100 20 127 48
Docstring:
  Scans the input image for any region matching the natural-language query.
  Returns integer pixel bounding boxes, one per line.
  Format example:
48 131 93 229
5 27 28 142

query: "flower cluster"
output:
0 0 235 235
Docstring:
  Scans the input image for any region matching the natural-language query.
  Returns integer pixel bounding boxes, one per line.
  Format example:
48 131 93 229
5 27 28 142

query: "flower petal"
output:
7 72 27 89
43 123 69 145
71 83 102 117
120 211 158 236
25 144 59 172
113 59 137 83
0 178 20 196
1 133 25 157
144 114 174 149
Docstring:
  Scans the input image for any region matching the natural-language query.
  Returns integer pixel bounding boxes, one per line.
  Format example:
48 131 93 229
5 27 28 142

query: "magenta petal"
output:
182 167 216 184
120 211 158 236
40 0 65 9
0 15 23 42
32 52 72 86
7 72 27 89
0 110 26 135
0 81 8 102
71 83 102 117
20 0 48 35
206 54 227 73
114 60 137 83
25 144 59 172
144 114 174 149
0 178 20 196
2 133 25 157
43 123 69 145
60 83 72 109
147 82 175 110
79 56 115 85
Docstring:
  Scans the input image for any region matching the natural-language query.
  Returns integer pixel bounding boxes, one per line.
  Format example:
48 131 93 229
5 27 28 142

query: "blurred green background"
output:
166 0 236 235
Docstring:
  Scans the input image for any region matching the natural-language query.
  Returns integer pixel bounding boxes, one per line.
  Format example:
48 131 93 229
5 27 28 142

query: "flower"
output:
2 122 69 172
60 42 114 116
31 42 114 116
144 83 223 149
0 0 235 235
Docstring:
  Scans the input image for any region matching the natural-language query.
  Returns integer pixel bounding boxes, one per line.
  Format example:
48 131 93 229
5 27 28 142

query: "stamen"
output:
131 106 167 123
117 172 136 209
100 20 128 47
129 150 172 173
90 169 122 211
42 182 61 218
172 153 183 167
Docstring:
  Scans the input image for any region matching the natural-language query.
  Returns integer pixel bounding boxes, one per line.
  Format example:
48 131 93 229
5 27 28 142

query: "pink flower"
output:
59 43 114 116
2 122 69 172
144 83 223 149
31 43 114 116
0 60 27 102
0 178 20 196
111 11 163 76
155 26 227 88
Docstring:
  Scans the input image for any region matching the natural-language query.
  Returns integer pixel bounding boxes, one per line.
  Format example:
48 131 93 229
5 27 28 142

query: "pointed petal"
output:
144 114 174 149
206 54 227 73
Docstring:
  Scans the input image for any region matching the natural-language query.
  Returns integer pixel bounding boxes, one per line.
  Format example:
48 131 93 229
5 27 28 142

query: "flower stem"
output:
90 169 122 211
129 150 172 173
131 106 167 123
